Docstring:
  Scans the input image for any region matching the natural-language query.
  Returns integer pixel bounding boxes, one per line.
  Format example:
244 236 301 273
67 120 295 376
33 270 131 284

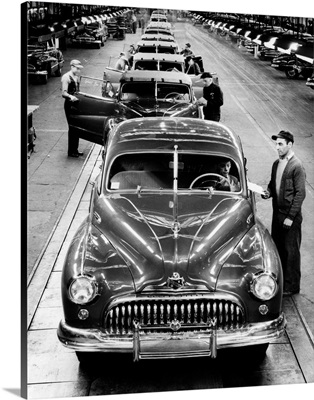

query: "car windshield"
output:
134 61 184 72
159 62 184 72
120 82 190 102
107 152 241 192
137 46 175 54
134 60 158 70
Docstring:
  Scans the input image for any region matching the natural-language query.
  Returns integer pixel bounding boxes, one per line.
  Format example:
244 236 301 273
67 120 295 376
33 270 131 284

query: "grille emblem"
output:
170 319 181 332
167 272 185 289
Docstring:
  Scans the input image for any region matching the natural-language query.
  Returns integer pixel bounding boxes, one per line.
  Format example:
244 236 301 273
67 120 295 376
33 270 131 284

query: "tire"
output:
76 351 127 367
285 68 299 79
76 351 102 365
42 74 48 85
245 343 269 361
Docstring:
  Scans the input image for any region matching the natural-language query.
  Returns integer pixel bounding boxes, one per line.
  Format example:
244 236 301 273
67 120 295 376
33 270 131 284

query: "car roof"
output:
120 70 191 83
107 118 244 162
137 40 177 48
133 53 184 62
144 28 173 35
141 34 176 42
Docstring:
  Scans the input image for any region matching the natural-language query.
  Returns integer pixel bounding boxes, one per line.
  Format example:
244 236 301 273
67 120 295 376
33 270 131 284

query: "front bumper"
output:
58 312 286 360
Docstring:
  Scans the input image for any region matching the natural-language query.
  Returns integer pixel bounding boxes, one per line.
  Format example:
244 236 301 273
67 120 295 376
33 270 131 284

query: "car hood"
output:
92 193 253 292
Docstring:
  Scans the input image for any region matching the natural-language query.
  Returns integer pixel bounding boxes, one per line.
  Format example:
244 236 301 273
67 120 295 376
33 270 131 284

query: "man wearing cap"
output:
180 43 194 57
197 72 224 122
262 130 306 296
61 59 84 158
115 53 129 71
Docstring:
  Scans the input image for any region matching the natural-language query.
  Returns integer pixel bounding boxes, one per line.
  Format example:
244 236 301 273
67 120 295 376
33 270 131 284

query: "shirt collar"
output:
279 151 294 161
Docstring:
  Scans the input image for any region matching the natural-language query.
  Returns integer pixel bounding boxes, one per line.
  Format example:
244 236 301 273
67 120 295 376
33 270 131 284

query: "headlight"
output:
69 276 97 304
250 272 277 300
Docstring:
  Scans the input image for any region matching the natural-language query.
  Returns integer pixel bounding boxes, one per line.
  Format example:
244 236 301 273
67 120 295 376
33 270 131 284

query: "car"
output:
257 45 280 61
146 21 172 31
284 58 314 79
132 53 185 72
84 21 108 46
57 117 286 363
67 71 203 145
136 40 178 54
270 53 296 71
150 15 168 23
144 28 174 37
27 45 64 84
140 33 176 42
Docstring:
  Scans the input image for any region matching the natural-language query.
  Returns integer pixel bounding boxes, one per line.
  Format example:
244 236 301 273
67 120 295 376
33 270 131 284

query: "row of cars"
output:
57 9 286 364
69 12 213 145
189 12 314 91
27 9 131 84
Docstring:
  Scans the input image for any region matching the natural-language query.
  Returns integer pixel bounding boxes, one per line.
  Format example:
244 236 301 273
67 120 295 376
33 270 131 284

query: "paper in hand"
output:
247 181 265 195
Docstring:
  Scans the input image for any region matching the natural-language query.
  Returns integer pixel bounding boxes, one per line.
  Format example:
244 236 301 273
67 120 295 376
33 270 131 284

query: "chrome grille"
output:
104 297 245 335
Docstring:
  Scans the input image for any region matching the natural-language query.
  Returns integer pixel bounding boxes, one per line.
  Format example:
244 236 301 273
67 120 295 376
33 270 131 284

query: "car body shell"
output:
58 117 285 361
144 28 174 37
69 71 202 145
132 53 185 72
136 40 178 54
140 33 176 42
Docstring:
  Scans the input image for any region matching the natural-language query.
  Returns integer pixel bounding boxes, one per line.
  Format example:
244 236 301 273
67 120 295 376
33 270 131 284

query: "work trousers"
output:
64 101 79 154
204 114 220 122
271 211 302 292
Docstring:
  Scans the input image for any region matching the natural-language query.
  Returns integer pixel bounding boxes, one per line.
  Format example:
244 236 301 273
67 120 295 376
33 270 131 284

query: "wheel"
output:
285 67 299 79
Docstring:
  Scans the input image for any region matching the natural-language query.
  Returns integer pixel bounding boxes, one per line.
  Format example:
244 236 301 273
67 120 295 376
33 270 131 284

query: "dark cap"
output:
70 59 83 68
185 43 191 47
200 72 212 79
271 130 294 143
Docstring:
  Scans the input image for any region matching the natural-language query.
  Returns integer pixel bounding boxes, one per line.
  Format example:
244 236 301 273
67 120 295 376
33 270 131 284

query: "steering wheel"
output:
189 173 231 190
163 92 185 102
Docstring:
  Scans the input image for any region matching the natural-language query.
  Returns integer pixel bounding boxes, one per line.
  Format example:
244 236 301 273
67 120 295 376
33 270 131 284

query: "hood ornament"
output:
167 272 185 289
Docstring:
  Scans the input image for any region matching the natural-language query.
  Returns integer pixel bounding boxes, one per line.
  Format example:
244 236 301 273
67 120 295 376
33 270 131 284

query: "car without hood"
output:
67 71 202 145
57 117 286 363
136 40 178 54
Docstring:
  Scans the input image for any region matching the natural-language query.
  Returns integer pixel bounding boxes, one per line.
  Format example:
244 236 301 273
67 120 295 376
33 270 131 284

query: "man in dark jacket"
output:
185 56 201 75
197 72 223 121
262 130 306 296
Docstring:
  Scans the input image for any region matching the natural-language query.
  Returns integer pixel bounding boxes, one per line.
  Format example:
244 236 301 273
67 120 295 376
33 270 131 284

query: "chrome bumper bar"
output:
58 313 286 360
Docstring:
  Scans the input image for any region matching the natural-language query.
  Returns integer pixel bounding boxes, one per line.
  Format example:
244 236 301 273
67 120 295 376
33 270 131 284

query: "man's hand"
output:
283 218 293 229
69 95 78 102
196 97 207 106
261 190 271 199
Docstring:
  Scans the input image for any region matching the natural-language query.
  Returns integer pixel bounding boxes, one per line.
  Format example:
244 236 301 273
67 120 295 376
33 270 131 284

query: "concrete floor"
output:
27 20 314 398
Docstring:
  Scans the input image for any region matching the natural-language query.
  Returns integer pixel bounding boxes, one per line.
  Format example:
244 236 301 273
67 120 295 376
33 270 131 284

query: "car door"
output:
68 76 119 145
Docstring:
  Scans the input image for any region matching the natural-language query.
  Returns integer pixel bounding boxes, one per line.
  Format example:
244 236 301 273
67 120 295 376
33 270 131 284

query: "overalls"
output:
64 75 80 154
